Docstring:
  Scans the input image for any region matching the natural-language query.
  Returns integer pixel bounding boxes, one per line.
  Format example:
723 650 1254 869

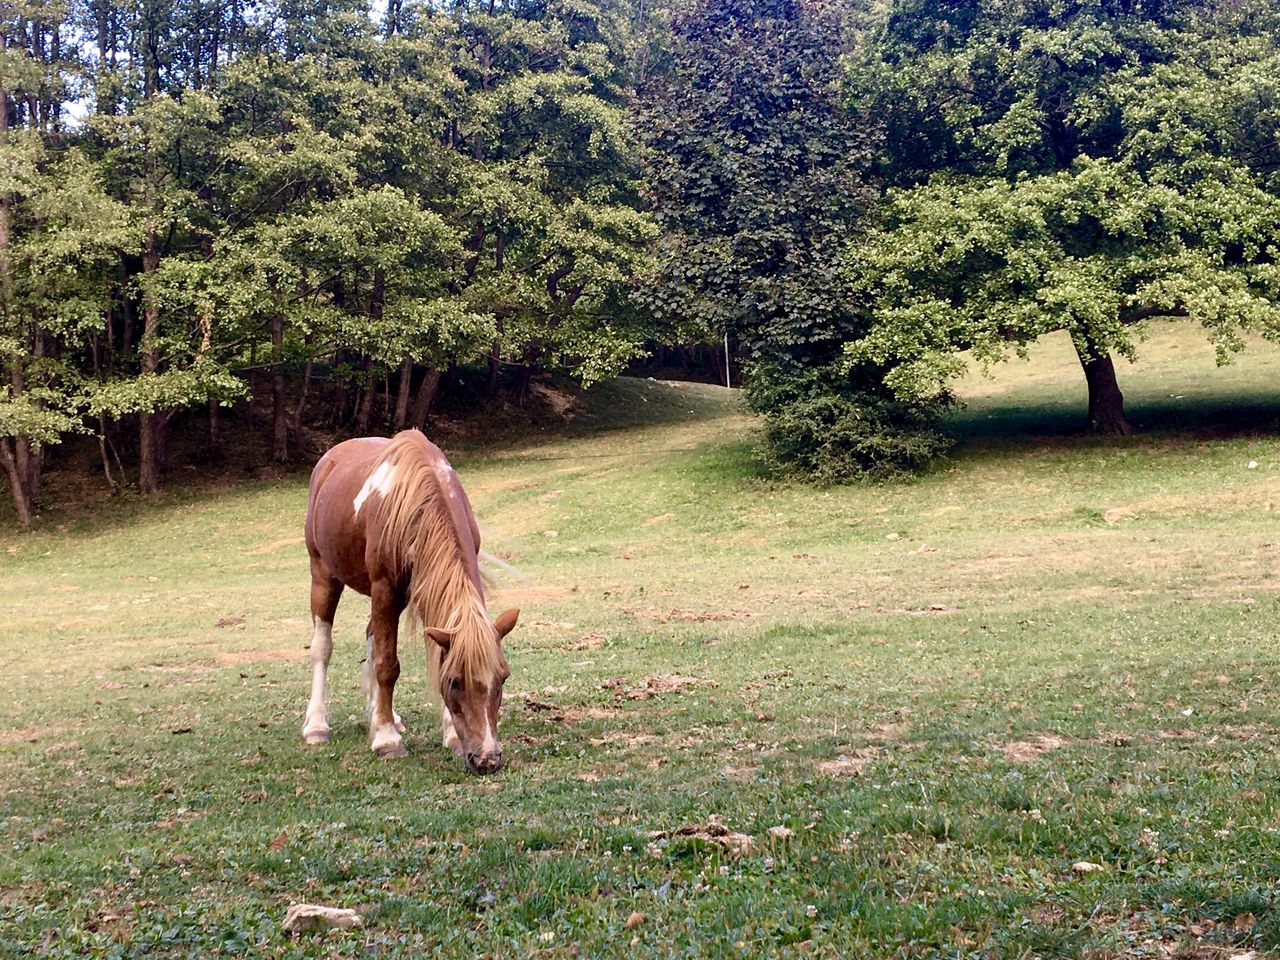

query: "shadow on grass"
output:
946 393 1280 452
441 377 742 456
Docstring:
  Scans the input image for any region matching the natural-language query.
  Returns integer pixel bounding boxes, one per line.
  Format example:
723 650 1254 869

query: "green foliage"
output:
0 0 662 515
640 0 949 478
754 368 954 482
849 0 1280 411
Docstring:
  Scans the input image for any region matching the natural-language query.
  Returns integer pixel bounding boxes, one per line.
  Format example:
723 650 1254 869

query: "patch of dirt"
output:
642 608 754 624
561 634 606 652
887 604 958 615
610 674 718 701
589 732 658 748
0 725 43 744
642 512 675 527
0 722 80 745
649 815 753 858
529 382 577 417
518 696 619 724
214 648 304 666
817 746 880 777
1001 734 1071 762
249 537 303 555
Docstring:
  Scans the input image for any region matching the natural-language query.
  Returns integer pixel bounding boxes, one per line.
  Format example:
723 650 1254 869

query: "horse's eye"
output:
449 678 462 694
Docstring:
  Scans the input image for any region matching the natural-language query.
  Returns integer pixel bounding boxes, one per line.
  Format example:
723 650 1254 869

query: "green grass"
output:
4 321 1280 958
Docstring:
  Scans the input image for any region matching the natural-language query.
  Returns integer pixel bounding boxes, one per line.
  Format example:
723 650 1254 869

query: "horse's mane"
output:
365 431 500 688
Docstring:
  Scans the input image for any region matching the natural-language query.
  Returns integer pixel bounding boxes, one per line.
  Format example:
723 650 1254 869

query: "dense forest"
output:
3 0 1280 523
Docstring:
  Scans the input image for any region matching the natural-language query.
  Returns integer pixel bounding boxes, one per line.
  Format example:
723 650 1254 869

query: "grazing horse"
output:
301 430 518 773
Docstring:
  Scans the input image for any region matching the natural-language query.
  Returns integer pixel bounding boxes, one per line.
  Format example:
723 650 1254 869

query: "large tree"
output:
640 0 949 478
849 0 1280 435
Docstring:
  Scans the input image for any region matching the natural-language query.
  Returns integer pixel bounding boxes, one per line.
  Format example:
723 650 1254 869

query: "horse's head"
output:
428 607 518 775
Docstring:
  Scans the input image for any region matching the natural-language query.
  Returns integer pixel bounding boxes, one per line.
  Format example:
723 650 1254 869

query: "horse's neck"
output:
409 554 484 628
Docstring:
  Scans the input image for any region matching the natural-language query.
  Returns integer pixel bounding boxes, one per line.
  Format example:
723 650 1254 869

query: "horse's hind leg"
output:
302 560 343 745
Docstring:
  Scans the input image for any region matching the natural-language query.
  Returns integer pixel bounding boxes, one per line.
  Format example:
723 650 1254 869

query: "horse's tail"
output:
478 548 529 589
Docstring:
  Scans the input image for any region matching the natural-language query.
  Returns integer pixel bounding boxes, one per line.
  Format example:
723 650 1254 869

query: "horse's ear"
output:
493 608 519 640
426 628 453 651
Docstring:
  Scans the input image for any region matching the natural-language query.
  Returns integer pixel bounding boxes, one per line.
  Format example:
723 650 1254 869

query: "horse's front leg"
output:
367 581 408 759
361 618 406 735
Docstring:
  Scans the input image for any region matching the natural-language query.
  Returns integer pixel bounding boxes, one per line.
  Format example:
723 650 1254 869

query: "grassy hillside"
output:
3 322 1280 958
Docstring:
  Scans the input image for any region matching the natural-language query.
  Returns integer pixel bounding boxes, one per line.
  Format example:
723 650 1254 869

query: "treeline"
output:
4 0 1280 523
1 0 658 524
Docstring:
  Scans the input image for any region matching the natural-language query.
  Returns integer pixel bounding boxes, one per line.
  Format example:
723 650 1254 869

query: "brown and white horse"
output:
301 430 518 773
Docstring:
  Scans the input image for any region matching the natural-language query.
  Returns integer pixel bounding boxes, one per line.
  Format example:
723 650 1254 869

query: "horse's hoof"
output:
302 728 330 745
375 741 408 759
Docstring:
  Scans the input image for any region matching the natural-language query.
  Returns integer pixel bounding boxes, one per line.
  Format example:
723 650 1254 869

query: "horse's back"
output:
305 431 480 593
305 437 390 590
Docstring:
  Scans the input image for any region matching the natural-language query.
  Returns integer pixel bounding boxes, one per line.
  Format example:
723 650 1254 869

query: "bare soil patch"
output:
1001 734 1071 762
817 746 881 777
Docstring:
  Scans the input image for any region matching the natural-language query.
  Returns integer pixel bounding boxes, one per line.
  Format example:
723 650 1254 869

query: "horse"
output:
301 429 518 773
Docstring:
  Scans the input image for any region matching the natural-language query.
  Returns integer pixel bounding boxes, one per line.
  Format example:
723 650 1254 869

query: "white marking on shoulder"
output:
354 461 396 515
434 461 459 500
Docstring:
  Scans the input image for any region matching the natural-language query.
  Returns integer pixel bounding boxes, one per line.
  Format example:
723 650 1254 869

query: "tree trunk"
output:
1075 340 1133 436
409 367 441 430
486 340 501 397
270 313 288 461
393 356 413 431
208 396 221 448
0 437 32 527
355 359 376 435
291 358 313 435
139 233 163 493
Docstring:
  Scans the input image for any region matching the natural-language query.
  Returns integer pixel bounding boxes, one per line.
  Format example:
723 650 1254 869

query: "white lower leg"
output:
362 633 405 733
369 684 406 756
302 618 334 744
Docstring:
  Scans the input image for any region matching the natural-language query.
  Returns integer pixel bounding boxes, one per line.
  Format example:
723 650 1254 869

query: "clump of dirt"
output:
649 815 753 858
1001 734 1070 763
518 696 618 724
602 674 718 701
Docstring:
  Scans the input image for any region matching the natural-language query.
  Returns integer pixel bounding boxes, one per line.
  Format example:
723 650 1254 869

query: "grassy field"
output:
4 321 1280 958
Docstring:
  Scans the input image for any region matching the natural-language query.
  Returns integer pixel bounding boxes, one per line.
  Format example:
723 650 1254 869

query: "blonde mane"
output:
364 431 501 688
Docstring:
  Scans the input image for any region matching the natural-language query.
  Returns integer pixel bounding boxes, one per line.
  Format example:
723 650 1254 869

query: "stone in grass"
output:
283 903 362 934
1070 861 1105 875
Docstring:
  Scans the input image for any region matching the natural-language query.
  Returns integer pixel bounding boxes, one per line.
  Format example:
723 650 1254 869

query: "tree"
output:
639 0 950 479
443 0 657 398
849 0 1280 435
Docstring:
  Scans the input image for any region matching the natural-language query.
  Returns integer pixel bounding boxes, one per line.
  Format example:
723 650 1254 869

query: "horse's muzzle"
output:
466 750 504 775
